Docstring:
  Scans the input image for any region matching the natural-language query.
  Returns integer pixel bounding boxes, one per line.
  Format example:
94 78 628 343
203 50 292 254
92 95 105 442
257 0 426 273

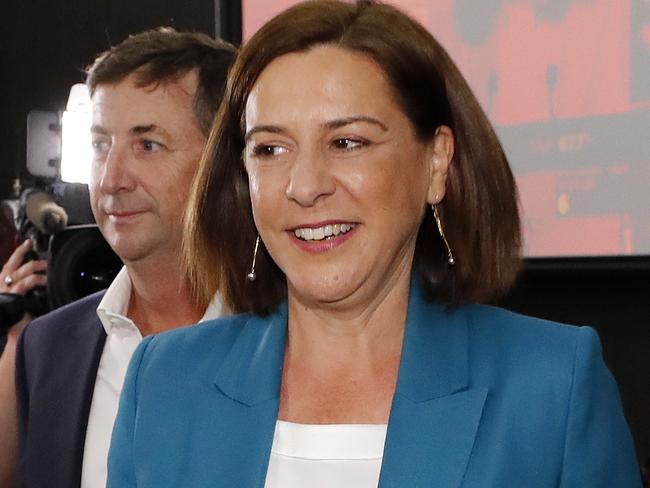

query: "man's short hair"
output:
86 27 237 135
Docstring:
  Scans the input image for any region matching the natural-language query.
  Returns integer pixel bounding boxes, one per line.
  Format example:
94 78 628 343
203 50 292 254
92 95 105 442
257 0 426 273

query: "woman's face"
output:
244 45 452 309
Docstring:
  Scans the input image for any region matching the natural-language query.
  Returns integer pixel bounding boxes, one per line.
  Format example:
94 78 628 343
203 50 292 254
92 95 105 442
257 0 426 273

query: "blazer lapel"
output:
63 297 108 487
212 305 288 487
379 284 487 488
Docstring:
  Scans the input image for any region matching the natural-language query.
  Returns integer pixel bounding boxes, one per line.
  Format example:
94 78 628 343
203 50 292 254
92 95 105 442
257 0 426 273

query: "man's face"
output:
89 71 205 266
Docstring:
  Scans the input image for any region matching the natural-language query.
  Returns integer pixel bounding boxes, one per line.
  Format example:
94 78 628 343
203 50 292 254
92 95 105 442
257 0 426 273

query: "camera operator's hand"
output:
0 239 47 296
0 240 45 486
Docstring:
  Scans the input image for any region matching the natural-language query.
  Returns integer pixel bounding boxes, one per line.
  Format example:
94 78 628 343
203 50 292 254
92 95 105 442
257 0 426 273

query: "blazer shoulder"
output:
140 313 255 371
21 290 106 344
464 303 585 343
153 313 253 347
460 304 597 380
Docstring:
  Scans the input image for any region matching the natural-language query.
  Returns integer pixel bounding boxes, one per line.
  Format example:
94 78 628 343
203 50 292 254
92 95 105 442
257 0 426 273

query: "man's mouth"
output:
106 210 146 220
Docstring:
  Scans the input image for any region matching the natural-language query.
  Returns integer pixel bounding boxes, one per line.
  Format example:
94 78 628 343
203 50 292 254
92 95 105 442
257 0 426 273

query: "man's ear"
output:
426 125 454 204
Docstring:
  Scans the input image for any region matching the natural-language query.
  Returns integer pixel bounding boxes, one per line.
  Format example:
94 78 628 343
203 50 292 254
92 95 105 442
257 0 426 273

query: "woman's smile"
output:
288 221 359 253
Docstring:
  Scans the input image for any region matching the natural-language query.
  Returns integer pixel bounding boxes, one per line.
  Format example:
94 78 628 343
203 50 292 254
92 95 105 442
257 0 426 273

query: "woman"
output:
108 1 642 486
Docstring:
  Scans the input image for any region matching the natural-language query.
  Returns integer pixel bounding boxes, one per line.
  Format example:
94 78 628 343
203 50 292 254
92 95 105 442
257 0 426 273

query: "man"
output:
12 28 236 487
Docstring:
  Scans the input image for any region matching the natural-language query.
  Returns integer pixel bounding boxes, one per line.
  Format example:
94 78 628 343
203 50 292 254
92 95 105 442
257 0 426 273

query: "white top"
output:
80 266 225 488
264 421 388 488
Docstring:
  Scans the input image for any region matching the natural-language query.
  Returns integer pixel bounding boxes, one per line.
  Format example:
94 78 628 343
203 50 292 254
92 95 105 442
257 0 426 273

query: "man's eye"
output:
91 140 110 154
332 138 365 151
141 140 164 152
252 144 288 157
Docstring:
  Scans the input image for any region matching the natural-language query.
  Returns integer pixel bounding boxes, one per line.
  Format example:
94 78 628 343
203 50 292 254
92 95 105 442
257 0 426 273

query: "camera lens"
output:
47 226 122 309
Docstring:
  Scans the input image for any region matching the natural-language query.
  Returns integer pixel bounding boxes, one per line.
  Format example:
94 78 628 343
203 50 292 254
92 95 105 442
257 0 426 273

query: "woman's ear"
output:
427 125 454 204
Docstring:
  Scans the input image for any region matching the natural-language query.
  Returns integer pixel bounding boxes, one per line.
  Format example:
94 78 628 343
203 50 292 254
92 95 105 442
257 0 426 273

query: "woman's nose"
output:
285 150 336 206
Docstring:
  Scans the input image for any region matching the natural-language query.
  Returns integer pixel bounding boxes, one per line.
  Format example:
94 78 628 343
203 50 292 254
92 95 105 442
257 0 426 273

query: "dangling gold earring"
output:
247 235 260 281
432 205 455 266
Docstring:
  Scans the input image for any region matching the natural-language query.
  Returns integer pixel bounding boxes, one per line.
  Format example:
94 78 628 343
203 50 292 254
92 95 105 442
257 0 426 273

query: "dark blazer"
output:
107 281 642 487
15 290 107 488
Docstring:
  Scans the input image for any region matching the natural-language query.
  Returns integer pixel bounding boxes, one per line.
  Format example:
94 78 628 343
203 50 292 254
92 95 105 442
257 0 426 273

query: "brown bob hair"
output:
185 0 521 315
86 27 236 136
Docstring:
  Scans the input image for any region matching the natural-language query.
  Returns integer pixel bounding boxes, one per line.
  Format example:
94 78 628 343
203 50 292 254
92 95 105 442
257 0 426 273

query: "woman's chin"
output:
287 273 363 308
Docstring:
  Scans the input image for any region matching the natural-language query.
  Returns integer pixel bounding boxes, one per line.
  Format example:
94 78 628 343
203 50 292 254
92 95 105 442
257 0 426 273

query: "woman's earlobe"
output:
427 173 448 205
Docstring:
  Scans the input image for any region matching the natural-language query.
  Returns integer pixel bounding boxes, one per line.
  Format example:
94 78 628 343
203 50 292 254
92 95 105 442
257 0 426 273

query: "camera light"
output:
60 84 92 184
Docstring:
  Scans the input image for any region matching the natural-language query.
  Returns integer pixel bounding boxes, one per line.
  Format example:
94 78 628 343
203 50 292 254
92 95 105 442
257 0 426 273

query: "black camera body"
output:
1 102 122 334
0 181 121 332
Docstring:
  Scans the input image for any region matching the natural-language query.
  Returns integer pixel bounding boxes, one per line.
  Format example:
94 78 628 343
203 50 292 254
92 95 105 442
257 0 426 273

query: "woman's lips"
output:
288 221 358 253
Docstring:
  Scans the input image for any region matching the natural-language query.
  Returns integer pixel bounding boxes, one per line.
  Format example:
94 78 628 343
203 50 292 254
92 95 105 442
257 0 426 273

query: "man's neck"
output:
124 258 203 337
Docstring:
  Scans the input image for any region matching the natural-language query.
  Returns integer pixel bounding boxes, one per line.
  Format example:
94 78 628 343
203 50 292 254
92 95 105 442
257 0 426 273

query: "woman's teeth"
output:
294 223 356 241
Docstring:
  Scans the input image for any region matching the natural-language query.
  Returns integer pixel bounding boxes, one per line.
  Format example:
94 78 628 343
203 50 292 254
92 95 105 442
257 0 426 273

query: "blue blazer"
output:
108 283 641 487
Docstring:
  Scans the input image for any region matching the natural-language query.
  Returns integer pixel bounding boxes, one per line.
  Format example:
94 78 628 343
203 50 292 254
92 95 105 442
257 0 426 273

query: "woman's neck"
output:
279 270 412 424
285 261 412 355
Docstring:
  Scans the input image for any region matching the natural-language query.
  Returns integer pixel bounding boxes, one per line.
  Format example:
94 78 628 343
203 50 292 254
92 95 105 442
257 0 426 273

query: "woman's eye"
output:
252 144 288 157
332 138 365 151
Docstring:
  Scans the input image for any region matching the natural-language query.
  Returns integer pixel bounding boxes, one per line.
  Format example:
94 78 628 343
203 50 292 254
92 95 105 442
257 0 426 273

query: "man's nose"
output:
96 144 136 194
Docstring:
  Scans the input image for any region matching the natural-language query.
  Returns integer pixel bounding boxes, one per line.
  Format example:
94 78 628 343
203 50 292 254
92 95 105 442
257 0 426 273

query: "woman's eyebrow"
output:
323 116 388 131
244 125 286 142
244 116 388 142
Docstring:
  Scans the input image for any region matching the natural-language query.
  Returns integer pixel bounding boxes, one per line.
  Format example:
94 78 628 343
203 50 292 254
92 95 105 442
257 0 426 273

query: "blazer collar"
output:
213 304 288 406
394 279 469 402
69 308 108 486
381 280 486 487
213 280 472 405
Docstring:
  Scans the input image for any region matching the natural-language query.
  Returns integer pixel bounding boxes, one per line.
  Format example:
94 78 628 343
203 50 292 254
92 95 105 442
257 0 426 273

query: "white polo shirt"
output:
80 266 225 488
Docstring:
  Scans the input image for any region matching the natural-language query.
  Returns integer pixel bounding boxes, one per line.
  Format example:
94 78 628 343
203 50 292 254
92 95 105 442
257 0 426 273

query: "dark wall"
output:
501 258 650 467
0 0 216 199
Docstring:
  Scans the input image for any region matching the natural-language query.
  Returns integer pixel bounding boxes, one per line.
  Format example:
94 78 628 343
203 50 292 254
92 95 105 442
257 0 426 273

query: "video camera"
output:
0 85 122 333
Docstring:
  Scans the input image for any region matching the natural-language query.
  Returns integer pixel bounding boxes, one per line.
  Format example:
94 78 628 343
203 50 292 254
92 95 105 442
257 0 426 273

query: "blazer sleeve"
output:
560 326 642 487
106 335 155 488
